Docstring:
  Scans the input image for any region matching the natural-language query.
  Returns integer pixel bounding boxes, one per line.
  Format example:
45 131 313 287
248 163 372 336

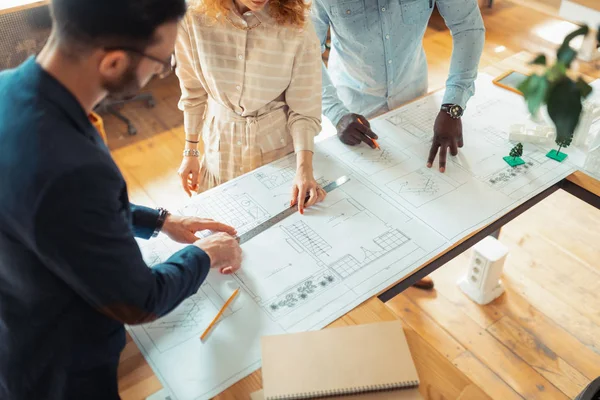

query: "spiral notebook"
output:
261 321 419 400
251 388 423 400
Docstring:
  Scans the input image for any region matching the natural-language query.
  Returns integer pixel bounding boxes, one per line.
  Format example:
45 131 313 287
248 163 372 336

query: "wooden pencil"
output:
200 288 240 341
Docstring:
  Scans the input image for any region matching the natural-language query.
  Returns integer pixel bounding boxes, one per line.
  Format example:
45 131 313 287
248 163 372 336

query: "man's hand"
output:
427 110 463 173
336 113 379 149
194 233 242 275
162 215 237 244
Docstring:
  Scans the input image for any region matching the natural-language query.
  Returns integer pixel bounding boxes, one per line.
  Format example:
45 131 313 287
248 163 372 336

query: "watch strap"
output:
152 207 170 238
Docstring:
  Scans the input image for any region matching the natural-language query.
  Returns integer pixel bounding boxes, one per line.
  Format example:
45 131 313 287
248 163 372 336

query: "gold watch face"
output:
449 105 462 118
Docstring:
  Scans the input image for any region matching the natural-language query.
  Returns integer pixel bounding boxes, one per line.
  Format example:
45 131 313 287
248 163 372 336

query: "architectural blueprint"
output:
128 73 582 400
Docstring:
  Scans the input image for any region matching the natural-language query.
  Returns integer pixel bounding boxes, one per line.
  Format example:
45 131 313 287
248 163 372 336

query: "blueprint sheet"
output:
127 74 580 400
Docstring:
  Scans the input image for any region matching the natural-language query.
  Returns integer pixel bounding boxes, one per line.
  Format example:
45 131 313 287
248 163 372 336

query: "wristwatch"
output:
152 207 170 238
441 104 464 119
183 149 200 157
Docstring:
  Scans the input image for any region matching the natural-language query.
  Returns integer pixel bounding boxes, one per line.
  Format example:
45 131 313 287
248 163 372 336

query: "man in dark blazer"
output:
0 0 242 399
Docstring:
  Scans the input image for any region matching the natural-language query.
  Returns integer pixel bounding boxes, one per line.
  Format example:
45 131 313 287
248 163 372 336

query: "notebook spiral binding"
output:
266 380 420 400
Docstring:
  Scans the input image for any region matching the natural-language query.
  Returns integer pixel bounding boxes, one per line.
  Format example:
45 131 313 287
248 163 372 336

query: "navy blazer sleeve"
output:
33 164 212 325
130 204 160 239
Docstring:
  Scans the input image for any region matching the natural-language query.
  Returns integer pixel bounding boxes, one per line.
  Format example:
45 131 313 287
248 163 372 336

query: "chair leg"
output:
107 106 137 136
95 92 156 136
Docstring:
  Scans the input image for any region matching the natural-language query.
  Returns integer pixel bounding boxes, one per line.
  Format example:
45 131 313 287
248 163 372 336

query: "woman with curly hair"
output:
175 0 325 213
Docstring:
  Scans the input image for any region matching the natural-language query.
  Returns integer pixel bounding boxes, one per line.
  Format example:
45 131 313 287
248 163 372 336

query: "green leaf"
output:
575 77 593 98
530 54 547 66
557 25 589 67
546 78 582 149
518 74 549 115
546 62 567 82
562 25 589 45
557 44 577 67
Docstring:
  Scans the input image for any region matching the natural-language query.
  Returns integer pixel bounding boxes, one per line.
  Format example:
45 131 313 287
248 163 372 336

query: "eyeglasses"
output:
104 47 176 79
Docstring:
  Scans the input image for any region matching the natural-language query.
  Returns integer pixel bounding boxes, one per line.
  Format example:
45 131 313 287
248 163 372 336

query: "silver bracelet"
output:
183 149 200 157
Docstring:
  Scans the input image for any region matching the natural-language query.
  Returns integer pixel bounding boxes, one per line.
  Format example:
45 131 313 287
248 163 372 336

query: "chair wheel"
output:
128 125 137 135
147 98 156 108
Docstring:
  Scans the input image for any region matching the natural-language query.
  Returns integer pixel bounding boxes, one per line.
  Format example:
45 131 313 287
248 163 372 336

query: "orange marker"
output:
358 118 380 150
200 288 240 341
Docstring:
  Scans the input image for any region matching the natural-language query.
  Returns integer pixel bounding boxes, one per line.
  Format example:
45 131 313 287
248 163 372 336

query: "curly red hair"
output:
189 0 309 27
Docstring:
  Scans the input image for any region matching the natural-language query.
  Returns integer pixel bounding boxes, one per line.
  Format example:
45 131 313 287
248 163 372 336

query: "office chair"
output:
94 93 156 136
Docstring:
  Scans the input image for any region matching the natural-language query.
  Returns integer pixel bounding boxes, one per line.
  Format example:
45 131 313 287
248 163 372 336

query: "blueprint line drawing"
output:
386 167 459 208
141 282 240 353
329 229 410 278
265 272 337 318
281 221 332 257
255 167 296 190
337 138 411 176
385 103 438 141
481 126 509 148
486 159 537 188
180 191 270 236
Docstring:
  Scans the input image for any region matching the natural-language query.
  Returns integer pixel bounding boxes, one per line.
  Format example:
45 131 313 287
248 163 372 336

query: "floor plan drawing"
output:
126 73 582 400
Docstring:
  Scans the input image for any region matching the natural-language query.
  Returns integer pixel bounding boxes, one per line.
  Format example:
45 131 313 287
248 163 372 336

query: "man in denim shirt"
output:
313 0 485 289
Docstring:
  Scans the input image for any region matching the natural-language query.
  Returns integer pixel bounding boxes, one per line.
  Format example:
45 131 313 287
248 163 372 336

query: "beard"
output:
102 64 141 101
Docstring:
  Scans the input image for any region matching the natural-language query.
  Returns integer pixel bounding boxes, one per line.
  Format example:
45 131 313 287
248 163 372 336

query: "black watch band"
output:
152 207 170 238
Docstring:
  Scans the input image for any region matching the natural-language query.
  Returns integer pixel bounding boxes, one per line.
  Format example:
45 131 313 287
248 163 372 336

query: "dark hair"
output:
50 0 187 52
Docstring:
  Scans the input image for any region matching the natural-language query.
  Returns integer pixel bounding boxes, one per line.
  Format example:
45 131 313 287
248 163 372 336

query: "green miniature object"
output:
546 134 572 162
504 143 525 167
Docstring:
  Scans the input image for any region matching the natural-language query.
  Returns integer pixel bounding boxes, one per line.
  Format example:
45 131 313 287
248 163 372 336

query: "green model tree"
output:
517 25 597 162
504 142 525 167
510 143 523 160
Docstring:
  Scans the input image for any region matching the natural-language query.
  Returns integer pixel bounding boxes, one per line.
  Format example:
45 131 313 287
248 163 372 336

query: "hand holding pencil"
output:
336 113 380 150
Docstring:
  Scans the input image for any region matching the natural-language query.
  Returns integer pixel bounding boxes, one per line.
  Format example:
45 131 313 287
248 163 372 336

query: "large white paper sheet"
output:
128 74 584 400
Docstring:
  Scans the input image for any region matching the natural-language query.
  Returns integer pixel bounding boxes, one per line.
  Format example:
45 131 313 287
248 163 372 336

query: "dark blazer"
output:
0 57 211 399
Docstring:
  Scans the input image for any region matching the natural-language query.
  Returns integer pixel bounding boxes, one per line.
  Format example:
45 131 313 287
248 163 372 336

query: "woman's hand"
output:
178 156 201 197
290 152 326 214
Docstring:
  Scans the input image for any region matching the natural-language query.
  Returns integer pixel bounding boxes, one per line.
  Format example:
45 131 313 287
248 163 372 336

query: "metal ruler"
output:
236 175 350 244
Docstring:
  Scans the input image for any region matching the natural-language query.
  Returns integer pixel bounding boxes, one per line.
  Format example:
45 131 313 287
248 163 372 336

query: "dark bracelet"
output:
152 207 170 238
185 139 200 144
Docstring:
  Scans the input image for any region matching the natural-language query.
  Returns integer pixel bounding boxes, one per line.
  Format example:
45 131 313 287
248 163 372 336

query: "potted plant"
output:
518 25 599 162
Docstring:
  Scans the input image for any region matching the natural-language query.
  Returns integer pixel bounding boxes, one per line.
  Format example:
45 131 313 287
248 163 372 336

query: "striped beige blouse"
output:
174 6 322 153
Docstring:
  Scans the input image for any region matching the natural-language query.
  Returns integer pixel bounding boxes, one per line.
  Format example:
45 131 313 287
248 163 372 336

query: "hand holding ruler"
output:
236 175 350 244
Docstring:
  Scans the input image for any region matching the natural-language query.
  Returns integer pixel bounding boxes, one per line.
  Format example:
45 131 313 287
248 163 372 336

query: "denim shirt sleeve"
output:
436 0 485 109
312 0 350 127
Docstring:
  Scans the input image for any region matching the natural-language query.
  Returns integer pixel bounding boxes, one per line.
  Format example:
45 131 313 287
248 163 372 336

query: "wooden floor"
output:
108 2 600 399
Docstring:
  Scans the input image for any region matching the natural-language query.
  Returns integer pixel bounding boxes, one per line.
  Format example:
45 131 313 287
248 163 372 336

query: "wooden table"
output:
0 0 48 16
118 51 600 400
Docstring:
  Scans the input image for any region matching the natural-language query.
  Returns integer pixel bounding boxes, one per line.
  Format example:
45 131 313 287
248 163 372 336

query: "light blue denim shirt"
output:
312 0 485 126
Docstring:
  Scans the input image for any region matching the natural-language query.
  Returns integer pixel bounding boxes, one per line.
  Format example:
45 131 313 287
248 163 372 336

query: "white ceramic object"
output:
458 236 508 305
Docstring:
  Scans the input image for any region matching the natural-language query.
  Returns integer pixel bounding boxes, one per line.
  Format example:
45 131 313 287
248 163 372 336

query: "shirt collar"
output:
226 1 275 27
23 56 101 143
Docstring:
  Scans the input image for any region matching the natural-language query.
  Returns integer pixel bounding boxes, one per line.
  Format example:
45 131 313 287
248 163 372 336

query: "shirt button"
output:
239 167 244 172
280 139 285 144
386 34 390 39
238 54 244 60
388 60 392 64
237 141 242 146
346 9 351 14
236 85 241 91
381 7 386 11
